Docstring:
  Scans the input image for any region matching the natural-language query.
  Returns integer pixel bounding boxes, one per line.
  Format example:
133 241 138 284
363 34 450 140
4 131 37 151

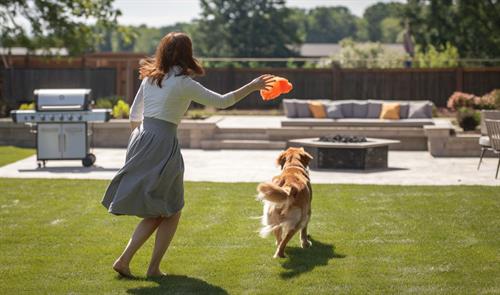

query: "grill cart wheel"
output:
82 153 96 167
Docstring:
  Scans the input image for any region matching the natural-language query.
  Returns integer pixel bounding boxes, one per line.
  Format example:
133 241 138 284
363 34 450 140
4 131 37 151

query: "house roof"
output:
0 47 68 56
298 43 406 57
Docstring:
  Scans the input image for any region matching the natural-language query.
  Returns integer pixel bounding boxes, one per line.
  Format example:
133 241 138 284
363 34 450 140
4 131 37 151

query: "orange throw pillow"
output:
308 102 327 118
260 76 293 100
379 103 401 120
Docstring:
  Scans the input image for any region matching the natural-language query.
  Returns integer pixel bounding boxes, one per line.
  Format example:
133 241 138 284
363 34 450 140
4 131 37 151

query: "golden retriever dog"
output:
256 147 313 258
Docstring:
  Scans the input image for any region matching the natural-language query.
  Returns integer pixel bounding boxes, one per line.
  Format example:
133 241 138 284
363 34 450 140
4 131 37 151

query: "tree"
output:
305 6 358 43
380 17 403 43
405 0 500 59
363 2 404 42
0 0 124 55
193 0 300 57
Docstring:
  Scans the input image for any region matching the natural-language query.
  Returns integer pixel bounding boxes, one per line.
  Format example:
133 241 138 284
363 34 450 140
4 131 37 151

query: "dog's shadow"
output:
280 237 345 279
125 274 228 295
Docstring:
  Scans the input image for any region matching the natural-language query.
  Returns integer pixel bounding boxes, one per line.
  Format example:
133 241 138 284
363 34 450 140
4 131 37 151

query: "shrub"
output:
447 92 477 110
480 89 500 110
94 99 114 109
18 103 35 110
112 100 130 119
457 107 480 131
94 96 121 109
414 43 459 68
336 38 407 68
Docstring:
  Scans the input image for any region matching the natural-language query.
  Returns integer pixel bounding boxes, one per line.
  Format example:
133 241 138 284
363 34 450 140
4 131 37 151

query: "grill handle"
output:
39 105 83 111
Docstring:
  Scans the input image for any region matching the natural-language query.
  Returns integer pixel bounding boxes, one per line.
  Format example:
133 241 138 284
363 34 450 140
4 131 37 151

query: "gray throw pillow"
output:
352 102 369 118
367 101 382 118
326 102 344 119
282 99 298 118
341 101 354 118
295 100 312 118
399 103 409 119
408 102 433 118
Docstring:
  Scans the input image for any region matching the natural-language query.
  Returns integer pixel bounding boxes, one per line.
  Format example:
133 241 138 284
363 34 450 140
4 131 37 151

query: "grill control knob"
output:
78 115 83 121
50 115 55 121
31 115 35 120
41 116 46 121
68 115 73 121
59 115 64 121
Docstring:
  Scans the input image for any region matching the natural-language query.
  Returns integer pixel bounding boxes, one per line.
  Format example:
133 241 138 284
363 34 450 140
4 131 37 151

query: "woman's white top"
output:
129 66 243 125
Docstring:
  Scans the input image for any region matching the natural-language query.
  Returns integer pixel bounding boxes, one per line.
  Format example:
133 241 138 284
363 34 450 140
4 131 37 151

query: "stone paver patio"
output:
0 148 498 185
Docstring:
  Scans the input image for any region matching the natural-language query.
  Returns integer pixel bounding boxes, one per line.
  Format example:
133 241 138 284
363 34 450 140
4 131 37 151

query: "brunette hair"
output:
139 32 204 87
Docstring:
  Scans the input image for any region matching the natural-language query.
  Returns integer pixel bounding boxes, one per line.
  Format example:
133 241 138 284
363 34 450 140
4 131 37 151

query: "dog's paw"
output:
301 239 312 248
273 251 286 259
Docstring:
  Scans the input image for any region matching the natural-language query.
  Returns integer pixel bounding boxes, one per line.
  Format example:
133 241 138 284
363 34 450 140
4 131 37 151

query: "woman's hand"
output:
251 74 275 91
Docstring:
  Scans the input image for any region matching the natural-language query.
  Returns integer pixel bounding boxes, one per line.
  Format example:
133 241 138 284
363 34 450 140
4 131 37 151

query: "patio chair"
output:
477 135 492 170
484 119 500 179
478 110 500 170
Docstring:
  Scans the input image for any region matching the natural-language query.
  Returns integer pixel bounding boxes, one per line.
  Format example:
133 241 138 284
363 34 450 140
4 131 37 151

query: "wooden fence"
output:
2 68 116 104
193 67 500 108
1 53 499 108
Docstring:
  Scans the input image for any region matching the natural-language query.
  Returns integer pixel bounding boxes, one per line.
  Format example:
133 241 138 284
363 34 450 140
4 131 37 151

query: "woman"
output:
101 32 274 278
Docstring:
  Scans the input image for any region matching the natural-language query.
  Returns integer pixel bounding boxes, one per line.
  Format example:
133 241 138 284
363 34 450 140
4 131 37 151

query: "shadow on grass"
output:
280 237 345 279
125 274 228 295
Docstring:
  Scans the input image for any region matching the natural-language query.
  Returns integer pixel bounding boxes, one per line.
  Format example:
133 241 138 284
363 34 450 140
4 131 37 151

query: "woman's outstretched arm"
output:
182 75 274 108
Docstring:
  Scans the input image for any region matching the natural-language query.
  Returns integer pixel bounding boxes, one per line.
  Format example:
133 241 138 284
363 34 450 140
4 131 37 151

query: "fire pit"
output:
317 135 368 143
288 136 400 170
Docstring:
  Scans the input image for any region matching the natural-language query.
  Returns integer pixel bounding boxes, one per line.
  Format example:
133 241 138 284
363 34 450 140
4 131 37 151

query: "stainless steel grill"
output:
11 88 111 167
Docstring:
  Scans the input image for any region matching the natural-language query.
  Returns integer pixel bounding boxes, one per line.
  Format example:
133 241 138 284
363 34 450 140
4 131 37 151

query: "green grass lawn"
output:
0 179 498 294
0 146 35 167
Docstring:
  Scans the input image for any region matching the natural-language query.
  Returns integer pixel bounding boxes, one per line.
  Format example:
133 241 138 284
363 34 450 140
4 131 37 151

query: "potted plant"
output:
478 89 500 133
447 91 481 131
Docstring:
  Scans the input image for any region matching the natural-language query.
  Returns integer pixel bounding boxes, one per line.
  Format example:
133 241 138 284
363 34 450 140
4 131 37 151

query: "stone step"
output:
200 139 287 150
214 132 268 140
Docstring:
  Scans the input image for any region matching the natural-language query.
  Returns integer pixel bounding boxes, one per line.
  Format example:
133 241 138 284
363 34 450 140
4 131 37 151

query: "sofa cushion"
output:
308 102 327 118
295 100 312 118
326 102 344 119
341 101 354 117
408 102 433 119
281 118 434 128
367 101 382 118
352 102 368 118
479 136 491 146
282 99 298 118
399 103 410 119
380 103 401 120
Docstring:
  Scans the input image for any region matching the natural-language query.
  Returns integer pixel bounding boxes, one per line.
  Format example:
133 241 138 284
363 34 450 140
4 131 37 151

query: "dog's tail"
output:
257 182 295 204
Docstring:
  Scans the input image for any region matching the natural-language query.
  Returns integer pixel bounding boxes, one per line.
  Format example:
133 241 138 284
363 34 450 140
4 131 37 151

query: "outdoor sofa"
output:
281 99 435 128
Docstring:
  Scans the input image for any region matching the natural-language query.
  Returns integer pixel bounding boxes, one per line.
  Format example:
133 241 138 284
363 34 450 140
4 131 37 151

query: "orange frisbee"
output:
260 76 293 101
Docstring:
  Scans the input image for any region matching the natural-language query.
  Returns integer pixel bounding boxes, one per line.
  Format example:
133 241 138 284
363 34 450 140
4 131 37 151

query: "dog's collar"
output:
283 163 307 170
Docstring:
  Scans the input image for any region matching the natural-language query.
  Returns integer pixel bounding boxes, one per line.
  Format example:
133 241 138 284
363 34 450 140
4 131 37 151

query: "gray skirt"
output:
101 117 184 218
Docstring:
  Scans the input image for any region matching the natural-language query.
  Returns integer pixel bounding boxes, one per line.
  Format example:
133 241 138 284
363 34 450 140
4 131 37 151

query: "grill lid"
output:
35 89 92 111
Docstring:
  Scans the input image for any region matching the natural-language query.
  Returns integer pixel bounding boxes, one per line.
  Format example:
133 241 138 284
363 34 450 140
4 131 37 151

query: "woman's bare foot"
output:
113 259 133 278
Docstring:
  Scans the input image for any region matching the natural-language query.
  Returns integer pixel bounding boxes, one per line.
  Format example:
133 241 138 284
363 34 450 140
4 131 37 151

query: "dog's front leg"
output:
274 229 298 258
273 227 282 245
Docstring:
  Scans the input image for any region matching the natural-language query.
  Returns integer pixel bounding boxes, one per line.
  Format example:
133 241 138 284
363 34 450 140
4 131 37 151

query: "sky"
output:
113 0 405 27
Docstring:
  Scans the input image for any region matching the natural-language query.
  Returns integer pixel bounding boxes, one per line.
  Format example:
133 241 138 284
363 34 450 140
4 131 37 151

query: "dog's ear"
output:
276 151 287 169
300 149 313 167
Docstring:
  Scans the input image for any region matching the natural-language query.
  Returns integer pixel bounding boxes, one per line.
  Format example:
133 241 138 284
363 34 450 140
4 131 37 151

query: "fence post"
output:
456 67 464 92
332 63 341 100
